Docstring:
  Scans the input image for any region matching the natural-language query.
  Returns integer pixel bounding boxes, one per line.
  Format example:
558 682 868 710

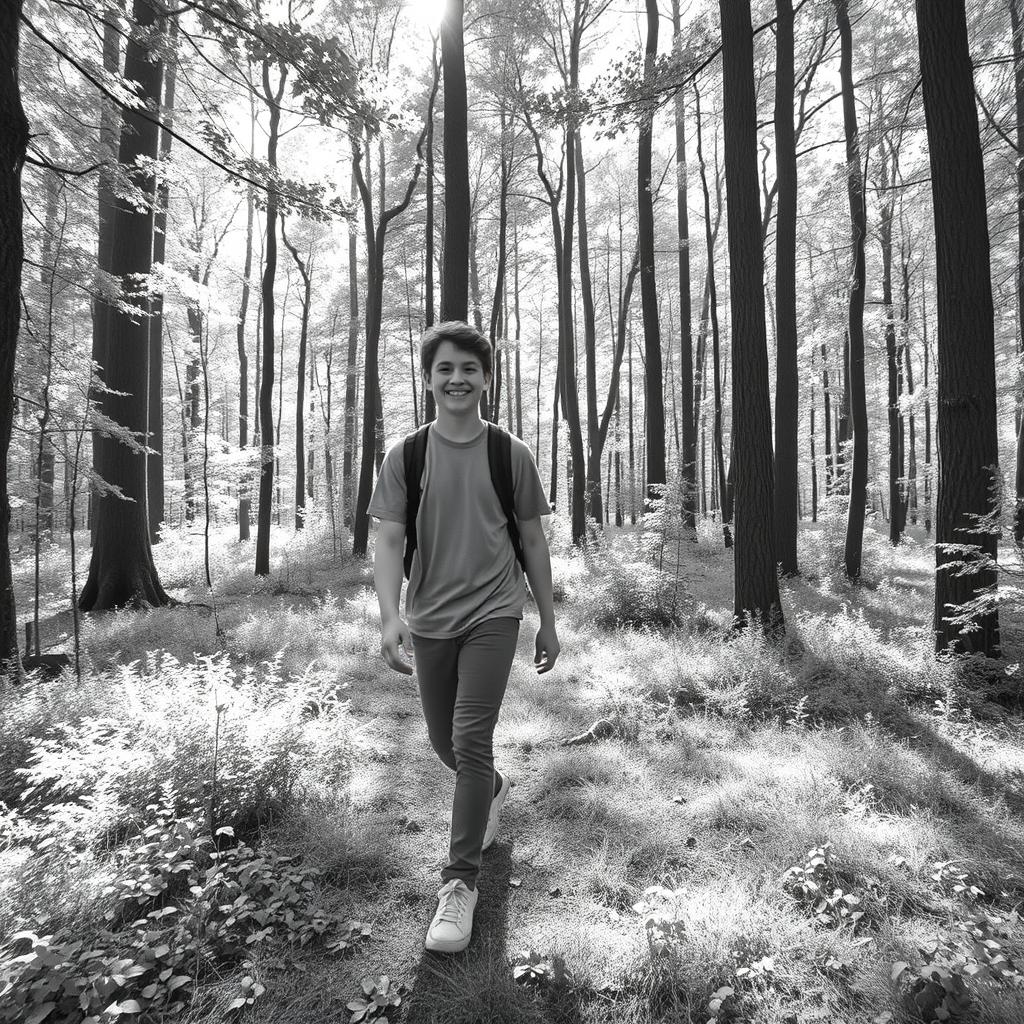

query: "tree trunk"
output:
254 60 286 577
514 217 523 439
695 84 729 547
80 0 170 610
440 0 469 322
639 0 666 507
720 0 783 632
489 108 510 425
672 0 695 530
343 163 359 529
836 0 868 580
237 183 254 542
923 292 932 535
1012 0 1024 544
0 0 29 672
351 128 426 557
577 132 602 526
773 0 798 575
282 224 312 530
90 8 122 546
917 0 1001 655
879 150 904 545
148 14 175 542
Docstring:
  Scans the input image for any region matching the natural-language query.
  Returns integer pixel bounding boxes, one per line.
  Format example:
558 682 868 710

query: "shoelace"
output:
436 885 470 923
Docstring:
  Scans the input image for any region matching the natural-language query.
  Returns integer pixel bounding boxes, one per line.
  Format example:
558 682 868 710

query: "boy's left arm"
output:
518 516 560 674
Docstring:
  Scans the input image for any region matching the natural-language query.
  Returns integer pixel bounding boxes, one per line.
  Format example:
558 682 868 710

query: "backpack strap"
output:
402 423 431 580
486 423 528 574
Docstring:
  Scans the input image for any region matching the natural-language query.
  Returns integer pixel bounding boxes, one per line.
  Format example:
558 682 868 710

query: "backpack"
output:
402 422 527 580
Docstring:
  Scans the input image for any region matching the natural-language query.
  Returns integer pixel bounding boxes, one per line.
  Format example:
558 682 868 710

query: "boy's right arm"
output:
373 519 414 675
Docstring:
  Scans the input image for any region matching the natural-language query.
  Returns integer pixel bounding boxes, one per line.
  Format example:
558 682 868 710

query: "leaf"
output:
24 1003 56 1024
509 877 522 888
891 961 910 981
107 1000 143 1015
227 998 248 1011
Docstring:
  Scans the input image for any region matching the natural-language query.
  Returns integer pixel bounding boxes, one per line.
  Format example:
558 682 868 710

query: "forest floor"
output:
4 511 1024 1024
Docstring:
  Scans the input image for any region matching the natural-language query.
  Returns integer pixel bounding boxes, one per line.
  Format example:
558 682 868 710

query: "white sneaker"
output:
424 879 477 953
482 770 510 851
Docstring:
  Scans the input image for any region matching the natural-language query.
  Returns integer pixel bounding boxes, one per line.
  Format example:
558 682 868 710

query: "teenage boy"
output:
368 321 560 954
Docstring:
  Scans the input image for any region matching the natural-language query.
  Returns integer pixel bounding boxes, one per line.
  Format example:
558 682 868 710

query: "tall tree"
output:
0 0 29 672
80 0 170 610
282 222 313 530
638 0 665 506
148 14 176 542
440 0 469 321
1011 0 1024 545
672 0 695 530
236 178 255 542
835 0 868 581
351 124 427 558
773 0 799 575
917 0 1000 656
343 164 359 529
254 57 286 577
719 0 783 632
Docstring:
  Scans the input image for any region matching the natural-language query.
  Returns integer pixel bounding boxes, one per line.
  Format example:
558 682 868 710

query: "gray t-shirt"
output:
367 424 551 638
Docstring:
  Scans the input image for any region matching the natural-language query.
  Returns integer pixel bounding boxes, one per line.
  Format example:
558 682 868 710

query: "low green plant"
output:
0 795 371 1024
782 842 869 929
930 860 986 902
890 911 1023 1022
346 975 406 1023
5 652 353 849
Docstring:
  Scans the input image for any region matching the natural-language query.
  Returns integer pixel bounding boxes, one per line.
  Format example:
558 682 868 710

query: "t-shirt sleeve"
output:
510 436 552 520
367 440 407 523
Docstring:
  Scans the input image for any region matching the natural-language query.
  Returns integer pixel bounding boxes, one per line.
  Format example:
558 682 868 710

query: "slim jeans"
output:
411 616 520 887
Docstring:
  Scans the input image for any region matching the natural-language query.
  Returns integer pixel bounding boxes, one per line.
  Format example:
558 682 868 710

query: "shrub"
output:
3 652 353 850
0 796 371 1024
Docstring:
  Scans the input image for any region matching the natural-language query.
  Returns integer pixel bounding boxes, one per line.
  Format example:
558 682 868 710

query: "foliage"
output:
890 912 1024 1022
0 794 370 1024
782 842 870 930
346 975 406 1024
0 651 353 849
579 485 691 630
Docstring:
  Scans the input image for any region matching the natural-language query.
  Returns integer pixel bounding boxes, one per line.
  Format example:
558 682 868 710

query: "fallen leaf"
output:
509 877 522 888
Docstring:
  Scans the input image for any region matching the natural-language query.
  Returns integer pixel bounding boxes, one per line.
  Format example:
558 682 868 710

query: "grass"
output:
4 519 1024 1022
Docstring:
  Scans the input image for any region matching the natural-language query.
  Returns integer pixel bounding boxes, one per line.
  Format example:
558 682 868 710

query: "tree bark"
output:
773 0 799 574
0 0 29 672
237 182 254 541
90 7 123 546
282 224 312 530
917 0 1001 655
351 128 426 557
577 132 602 526
720 0 783 632
80 0 170 610
639 0 666 507
836 0 868 580
148 14 176 542
695 83 729 547
879 146 904 545
1011 0 1024 544
440 0 469 322
254 60 286 577
672 0 695 530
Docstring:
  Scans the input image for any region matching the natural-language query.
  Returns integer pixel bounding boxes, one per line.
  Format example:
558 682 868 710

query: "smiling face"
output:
426 340 491 417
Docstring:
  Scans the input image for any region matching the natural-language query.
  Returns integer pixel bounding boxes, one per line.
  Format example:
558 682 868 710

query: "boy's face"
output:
425 340 490 416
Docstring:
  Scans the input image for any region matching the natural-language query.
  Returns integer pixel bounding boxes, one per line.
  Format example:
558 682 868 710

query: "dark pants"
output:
411 617 520 887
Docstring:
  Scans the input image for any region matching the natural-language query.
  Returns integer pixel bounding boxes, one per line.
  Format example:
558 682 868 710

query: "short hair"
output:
420 321 492 378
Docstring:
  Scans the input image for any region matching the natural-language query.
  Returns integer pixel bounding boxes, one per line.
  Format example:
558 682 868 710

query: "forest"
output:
3 0 1024 1022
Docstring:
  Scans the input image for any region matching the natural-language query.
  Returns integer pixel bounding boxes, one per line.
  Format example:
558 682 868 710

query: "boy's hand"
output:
534 624 560 675
381 618 415 675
